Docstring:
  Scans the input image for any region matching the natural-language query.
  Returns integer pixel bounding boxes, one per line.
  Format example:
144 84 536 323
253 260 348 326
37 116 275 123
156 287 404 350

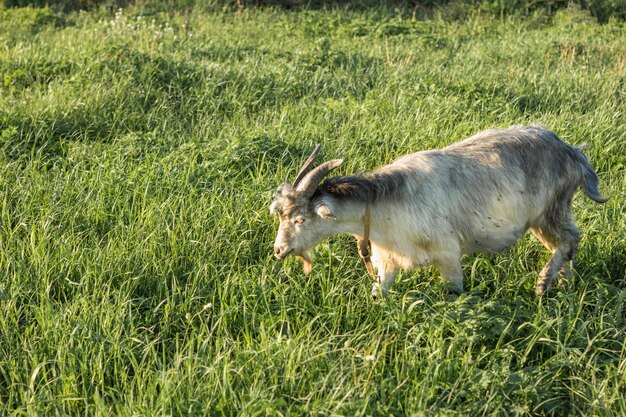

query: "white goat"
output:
270 126 608 297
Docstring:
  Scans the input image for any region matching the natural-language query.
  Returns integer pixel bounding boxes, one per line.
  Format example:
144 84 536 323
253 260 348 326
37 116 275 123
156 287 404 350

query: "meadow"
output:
0 2 625 415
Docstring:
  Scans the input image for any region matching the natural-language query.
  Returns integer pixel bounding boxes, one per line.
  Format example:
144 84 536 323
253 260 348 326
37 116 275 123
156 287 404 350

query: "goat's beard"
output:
296 251 313 275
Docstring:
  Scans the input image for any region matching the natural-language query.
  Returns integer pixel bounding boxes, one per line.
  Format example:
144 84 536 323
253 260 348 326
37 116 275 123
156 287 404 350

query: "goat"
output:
269 125 608 297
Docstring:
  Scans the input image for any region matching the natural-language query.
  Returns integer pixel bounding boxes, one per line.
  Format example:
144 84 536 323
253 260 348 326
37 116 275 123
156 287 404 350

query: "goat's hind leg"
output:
530 220 580 295
557 229 578 289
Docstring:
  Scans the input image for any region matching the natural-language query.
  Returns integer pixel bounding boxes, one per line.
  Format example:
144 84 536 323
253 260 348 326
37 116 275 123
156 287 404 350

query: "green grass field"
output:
0 2 625 415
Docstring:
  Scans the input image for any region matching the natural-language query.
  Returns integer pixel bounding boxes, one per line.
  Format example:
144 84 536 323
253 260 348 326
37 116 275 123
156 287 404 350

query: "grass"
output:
0 3 625 416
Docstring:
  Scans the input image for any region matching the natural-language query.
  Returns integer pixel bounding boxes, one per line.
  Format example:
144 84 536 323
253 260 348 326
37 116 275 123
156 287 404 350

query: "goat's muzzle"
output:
274 245 290 260
274 247 313 275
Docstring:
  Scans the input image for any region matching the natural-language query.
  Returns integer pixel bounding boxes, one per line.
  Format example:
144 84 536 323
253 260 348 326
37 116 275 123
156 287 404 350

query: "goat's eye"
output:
294 217 305 225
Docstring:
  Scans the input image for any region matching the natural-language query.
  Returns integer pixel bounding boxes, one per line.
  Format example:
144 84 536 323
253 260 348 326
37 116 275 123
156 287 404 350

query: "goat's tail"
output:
575 144 609 203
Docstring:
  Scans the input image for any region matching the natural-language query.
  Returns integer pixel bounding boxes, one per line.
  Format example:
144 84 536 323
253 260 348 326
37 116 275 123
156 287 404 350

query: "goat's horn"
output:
292 144 322 188
296 159 343 197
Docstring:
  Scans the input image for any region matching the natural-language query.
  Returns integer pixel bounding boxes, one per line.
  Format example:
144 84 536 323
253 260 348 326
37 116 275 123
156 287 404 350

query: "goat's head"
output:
270 144 343 274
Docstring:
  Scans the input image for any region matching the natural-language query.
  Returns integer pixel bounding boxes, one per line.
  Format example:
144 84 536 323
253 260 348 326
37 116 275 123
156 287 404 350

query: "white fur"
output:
271 126 608 297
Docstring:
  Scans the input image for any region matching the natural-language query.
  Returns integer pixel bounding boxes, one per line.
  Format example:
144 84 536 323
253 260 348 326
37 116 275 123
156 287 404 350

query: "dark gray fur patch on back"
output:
313 170 407 203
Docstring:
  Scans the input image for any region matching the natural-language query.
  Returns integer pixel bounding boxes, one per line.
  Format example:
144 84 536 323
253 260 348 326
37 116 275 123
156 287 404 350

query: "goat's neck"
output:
326 199 374 242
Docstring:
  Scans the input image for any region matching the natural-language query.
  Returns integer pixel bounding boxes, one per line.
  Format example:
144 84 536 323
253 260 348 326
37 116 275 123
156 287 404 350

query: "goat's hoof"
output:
371 284 387 300
535 278 552 296
557 276 571 291
446 281 463 295
449 286 463 295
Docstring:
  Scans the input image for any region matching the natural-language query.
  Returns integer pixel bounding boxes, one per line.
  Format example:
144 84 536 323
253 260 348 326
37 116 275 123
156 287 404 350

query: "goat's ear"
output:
315 202 336 219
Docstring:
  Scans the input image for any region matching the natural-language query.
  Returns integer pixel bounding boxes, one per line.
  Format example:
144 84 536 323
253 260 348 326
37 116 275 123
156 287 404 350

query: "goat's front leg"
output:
369 249 399 298
371 268 398 299
435 253 464 293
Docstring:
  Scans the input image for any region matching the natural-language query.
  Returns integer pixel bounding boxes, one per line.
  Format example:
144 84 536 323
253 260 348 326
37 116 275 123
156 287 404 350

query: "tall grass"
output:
0 3 624 416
